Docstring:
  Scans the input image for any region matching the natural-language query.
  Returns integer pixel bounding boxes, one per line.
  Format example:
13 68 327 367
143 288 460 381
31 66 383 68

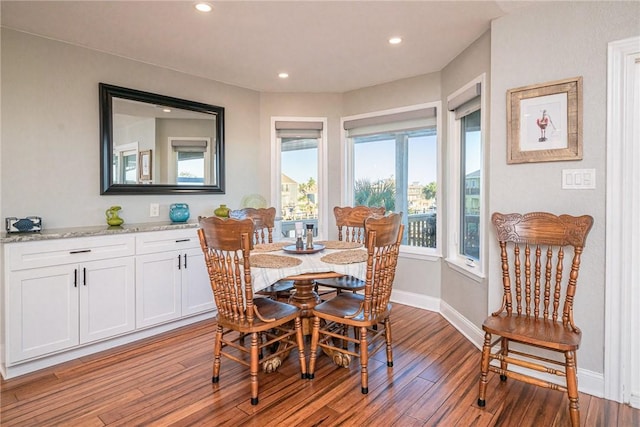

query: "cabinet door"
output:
79 257 135 343
136 252 182 328
8 265 79 362
181 247 215 316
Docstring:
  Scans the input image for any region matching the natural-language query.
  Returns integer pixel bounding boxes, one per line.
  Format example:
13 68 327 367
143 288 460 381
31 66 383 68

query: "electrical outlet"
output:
149 203 160 217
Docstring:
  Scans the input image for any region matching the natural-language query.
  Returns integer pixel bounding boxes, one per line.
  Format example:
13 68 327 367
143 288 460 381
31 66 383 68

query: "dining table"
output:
250 239 368 335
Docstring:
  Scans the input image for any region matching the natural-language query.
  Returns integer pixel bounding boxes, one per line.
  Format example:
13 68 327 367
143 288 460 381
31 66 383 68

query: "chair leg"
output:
212 326 223 383
565 350 580 427
384 317 393 367
477 332 492 407
359 325 369 394
500 337 509 381
250 332 259 405
308 316 321 380
295 317 307 379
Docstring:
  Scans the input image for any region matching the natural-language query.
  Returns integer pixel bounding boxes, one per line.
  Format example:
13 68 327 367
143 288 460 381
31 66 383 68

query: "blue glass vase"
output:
169 203 190 223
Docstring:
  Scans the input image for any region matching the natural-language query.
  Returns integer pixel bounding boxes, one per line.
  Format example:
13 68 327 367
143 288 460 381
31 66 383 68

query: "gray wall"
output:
1 29 261 227
489 1 640 374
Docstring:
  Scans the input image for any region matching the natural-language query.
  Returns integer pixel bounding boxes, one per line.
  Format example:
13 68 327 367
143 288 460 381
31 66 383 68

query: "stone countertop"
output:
1 221 199 243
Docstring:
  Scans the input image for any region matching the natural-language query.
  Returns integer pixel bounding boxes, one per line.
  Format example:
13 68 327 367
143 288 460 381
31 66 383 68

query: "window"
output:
271 118 327 240
342 104 440 255
447 75 485 278
168 137 212 185
461 109 481 260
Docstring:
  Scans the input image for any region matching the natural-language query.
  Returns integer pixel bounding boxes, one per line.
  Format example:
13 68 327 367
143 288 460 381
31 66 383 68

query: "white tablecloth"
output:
251 245 367 292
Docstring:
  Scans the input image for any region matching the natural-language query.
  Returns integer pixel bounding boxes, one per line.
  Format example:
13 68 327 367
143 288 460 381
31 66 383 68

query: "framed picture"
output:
139 149 152 181
507 77 582 164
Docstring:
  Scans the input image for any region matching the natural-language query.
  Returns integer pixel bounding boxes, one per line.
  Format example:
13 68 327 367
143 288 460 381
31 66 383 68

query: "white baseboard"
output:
1 311 215 380
391 289 440 312
391 290 605 398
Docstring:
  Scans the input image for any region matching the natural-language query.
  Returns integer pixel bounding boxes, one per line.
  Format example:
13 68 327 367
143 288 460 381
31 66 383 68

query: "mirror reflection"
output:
100 83 225 194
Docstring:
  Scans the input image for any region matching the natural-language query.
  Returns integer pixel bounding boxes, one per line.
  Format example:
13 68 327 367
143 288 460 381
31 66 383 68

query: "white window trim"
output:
445 74 486 280
270 116 328 240
340 102 442 258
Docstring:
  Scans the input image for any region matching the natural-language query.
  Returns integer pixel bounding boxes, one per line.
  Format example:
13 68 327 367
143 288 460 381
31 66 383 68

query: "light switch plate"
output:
562 169 596 189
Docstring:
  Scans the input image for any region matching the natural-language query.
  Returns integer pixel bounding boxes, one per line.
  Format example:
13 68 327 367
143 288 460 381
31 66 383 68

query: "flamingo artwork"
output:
536 109 556 142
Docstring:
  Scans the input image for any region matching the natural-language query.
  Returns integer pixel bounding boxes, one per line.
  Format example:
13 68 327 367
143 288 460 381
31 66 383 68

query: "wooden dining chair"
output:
198 216 307 405
477 212 594 427
229 207 295 301
314 205 386 296
308 212 403 394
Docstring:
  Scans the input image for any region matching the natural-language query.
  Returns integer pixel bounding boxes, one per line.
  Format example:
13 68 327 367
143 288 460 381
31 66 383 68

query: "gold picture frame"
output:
507 76 582 164
139 149 152 181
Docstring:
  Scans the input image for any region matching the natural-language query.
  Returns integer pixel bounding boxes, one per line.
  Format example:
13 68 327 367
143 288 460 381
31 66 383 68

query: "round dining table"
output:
250 240 368 335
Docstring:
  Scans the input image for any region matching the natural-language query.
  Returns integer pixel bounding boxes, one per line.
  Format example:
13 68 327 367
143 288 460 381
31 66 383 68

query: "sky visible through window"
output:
282 134 480 186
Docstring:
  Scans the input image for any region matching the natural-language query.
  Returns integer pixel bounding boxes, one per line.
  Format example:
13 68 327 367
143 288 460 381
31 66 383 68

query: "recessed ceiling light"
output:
388 37 402 45
195 2 212 13
278 72 289 79
162 108 172 113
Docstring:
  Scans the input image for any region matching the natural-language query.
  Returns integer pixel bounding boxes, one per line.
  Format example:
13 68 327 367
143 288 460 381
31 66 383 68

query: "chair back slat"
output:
334 206 385 242
198 216 256 324
229 207 276 244
492 212 593 330
362 213 403 320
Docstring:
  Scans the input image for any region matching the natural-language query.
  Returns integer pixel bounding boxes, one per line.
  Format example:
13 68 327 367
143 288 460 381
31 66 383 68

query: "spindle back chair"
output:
477 212 594 427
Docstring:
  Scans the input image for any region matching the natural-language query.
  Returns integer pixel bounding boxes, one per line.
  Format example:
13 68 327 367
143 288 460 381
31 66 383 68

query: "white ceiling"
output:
1 1 531 93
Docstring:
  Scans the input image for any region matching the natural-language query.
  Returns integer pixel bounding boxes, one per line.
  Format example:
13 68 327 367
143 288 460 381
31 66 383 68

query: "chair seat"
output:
482 314 582 351
313 293 391 325
257 280 295 294
315 275 365 291
218 297 300 333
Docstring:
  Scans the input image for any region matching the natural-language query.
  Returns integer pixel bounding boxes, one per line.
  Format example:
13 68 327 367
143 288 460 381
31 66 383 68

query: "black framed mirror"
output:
100 83 225 194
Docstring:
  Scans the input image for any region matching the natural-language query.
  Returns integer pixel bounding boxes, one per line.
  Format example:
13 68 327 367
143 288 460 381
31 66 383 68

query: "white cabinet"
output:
1 226 215 379
135 230 214 328
79 257 135 343
8 265 79 362
5 236 136 363
181 246 213 316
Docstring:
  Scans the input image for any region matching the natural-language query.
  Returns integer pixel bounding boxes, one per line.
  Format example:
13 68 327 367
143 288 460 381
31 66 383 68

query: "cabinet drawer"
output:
6 235 135 271
136 229 200 255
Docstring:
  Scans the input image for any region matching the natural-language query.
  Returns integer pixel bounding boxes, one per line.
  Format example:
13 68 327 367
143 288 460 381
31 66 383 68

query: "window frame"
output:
340 102 442 259
270 116 328 241
446 74 487 281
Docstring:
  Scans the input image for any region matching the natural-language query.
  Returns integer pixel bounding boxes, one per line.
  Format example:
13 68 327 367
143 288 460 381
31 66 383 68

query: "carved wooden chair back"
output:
477 212 594 427
334 206 385 243
229 207 276 244
361 212 404 319
490 211 593 325
198 216 256 323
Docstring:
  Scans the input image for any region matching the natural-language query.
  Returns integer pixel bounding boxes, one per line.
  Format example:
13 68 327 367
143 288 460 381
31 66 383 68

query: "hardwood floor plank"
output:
1 304 637 427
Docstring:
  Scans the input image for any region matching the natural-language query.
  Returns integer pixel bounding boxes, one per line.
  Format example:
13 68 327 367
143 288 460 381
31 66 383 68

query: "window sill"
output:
445 257 485 283
400 246 440 262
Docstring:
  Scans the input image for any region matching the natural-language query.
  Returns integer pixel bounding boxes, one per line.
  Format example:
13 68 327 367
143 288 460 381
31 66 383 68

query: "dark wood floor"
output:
1 303 638 426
